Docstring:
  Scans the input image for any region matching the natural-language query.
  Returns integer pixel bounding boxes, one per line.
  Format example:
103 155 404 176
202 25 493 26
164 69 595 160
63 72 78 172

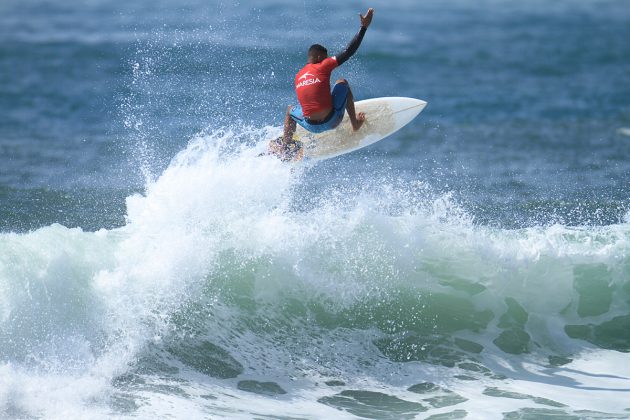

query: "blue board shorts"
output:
290 82 349 134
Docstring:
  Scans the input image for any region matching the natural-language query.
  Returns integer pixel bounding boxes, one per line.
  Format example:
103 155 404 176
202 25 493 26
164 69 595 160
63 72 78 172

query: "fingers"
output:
360 8 374 25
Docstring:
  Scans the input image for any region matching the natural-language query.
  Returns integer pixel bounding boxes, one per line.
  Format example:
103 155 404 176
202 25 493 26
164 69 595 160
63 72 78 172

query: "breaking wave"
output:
1 129 629 418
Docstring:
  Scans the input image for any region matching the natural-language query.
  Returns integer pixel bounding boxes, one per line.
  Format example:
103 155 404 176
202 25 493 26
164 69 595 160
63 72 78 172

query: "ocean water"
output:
1 0 629 418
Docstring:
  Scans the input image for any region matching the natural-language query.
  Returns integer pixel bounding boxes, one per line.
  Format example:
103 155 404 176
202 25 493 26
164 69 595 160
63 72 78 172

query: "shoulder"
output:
321 57 338 70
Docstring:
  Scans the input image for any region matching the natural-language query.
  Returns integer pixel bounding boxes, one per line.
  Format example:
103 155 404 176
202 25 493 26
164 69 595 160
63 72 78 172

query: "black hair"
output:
308 44 328 57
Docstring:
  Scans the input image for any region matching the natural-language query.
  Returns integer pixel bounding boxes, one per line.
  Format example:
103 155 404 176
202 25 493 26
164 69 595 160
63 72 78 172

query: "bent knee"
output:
335 79 349 85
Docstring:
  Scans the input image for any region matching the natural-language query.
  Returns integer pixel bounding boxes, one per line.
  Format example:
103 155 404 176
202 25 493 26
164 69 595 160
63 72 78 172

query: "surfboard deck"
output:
290 97 426 162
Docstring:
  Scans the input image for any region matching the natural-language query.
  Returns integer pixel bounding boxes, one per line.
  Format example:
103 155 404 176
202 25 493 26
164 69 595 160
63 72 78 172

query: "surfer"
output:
279 8 374 150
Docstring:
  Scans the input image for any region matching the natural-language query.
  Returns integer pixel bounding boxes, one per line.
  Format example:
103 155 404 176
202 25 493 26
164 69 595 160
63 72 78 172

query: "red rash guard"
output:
294 57 338 117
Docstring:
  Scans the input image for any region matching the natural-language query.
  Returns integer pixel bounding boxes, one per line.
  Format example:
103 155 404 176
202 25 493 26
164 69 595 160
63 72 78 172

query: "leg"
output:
283 105 297 143
335 79 365 131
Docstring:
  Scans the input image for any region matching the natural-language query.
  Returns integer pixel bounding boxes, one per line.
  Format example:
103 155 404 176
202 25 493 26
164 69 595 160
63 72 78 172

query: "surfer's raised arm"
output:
335 8 374 66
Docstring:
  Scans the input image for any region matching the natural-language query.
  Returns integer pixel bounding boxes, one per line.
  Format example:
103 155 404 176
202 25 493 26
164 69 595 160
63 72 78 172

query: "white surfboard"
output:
295 97 427 161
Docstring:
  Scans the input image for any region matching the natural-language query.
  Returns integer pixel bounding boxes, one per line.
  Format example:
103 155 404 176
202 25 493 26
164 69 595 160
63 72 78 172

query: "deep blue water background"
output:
1 0 629 232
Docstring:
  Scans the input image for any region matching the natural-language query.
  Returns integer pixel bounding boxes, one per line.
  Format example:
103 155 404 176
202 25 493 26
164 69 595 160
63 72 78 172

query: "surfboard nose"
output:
389 97 427 112
388 97 427 127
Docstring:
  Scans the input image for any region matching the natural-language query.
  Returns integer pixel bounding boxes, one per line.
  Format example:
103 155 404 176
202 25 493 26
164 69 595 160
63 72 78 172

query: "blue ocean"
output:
1 0 629 418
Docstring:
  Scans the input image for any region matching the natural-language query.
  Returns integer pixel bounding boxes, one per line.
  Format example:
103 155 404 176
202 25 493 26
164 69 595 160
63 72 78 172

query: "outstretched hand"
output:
360 8 374 28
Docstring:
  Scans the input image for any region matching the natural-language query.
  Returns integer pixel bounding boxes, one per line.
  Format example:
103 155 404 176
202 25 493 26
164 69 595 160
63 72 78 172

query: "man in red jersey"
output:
272 8 374 159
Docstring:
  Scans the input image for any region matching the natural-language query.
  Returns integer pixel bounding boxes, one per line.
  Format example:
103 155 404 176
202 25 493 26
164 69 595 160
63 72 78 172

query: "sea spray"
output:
1 129 629 418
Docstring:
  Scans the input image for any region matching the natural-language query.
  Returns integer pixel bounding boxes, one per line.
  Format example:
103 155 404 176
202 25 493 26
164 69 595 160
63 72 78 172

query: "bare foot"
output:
352 112 366 131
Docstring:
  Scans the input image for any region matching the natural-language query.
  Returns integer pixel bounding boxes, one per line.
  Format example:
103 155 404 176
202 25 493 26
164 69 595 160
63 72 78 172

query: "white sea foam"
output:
1 129 629 418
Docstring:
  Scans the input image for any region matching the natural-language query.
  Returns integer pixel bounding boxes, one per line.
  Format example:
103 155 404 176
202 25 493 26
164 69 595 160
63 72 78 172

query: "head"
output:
308 44 328 63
